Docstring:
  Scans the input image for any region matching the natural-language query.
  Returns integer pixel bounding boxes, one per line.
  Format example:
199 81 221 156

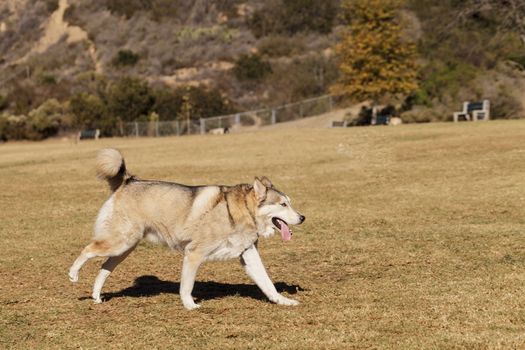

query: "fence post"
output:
176 120 180 136
200 118 205 134
299 103 304 118
235 113 240 125
328 95 333 111
155 121 159 137
271 109 276 124
134 121 138 137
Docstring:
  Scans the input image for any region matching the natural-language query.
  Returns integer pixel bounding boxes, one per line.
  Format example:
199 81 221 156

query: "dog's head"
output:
253 177 305 241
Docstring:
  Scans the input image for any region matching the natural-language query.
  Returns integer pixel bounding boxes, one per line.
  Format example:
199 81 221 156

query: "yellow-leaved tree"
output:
332 0 418 119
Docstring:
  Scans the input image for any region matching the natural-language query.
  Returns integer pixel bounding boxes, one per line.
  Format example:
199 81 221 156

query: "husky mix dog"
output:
69 149 305 310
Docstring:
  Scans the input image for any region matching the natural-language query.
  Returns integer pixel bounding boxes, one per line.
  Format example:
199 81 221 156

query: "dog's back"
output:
70 148 304 309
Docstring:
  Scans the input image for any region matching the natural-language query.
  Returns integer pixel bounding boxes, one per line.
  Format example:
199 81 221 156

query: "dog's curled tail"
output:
96 148 129 192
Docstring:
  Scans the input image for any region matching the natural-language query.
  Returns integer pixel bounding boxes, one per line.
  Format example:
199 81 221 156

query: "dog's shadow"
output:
80 275 306 303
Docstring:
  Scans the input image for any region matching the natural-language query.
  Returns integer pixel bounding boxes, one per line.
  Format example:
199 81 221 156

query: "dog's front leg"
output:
180 251 204 310
240 244 299 306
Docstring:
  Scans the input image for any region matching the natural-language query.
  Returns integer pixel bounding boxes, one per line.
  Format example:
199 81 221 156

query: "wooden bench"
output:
453 100 490 122
78 129 100 140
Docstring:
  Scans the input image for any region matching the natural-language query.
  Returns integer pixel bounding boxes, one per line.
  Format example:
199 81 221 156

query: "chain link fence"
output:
123 94 334 137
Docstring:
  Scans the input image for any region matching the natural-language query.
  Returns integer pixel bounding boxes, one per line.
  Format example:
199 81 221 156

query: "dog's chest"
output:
205 231 258 261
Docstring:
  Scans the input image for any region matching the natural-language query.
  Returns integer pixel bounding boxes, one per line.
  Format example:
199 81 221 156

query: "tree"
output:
70 92 113 133
332 0 418 114
177 90 193 134
27 99 65 140
106 76 154 123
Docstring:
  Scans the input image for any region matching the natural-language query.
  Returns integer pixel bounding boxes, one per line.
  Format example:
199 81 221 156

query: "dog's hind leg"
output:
69 243 100 282
92 245 137 304
68 238 137 283
180 251 205 310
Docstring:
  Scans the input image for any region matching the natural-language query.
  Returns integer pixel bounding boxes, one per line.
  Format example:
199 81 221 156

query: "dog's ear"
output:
253 177 267 201
260 176 273 188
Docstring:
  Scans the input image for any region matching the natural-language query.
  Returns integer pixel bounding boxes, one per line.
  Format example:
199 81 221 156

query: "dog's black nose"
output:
299 215 305 224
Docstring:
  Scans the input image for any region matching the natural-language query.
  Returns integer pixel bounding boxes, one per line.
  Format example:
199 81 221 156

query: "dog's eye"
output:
280 203 287 207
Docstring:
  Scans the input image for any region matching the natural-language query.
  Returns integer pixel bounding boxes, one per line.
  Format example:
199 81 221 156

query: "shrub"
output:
26 98 65 140
257 35 305 58
152 88 183 121
112 50 140 67
150 0 178 21
104 0 177 20
0 99 66 141
38 73 57 85
415 61 478 104
508 54 525 71
233 54 272 81
152 85 235 121
69 93 113 133
0 95 8 111
0 114 29 141
491 87 522 119
7 83 38 115
249 0 337 38
267 54 338 102
106 76 154 122
182 86 235 119
400 106 443 123
104 0 150 19
44 0 59 13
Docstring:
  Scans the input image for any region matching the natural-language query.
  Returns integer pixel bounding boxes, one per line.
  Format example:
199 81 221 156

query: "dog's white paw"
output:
68 270 78 283
274 295 300 306
183 302 201 310
93 297 103 304
182 297 201 310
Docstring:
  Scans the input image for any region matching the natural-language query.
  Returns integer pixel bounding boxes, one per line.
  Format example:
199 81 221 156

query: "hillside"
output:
1 0 525 140
0 0 339 111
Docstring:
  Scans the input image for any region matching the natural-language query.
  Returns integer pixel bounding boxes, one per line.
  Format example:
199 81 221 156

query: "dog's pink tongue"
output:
277 219 292 242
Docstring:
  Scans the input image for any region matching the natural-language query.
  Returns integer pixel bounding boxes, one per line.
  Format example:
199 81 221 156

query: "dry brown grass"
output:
1 120 525 349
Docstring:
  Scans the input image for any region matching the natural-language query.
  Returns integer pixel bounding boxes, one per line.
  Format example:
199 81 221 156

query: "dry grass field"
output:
1 120 525 349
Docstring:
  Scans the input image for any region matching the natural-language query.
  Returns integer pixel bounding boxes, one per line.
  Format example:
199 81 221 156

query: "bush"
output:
491 87 522 119
181 86 235 119
257 35 305 58
104 0 150 19
0 114 29 141
104 0 177 20
414 61 478 106
0 99 66 141
152 85 235 121
233 54 272 81
38 73 57 85
0 95 8 111
26 99 66 140
249 0 337 38
70 93 114 133
266 54 338 102
508 54 525 71
7 83 38 115
44 0 59 13
400 106 443 123
152 88 183 121
112 50 140 67
106 76 154 122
